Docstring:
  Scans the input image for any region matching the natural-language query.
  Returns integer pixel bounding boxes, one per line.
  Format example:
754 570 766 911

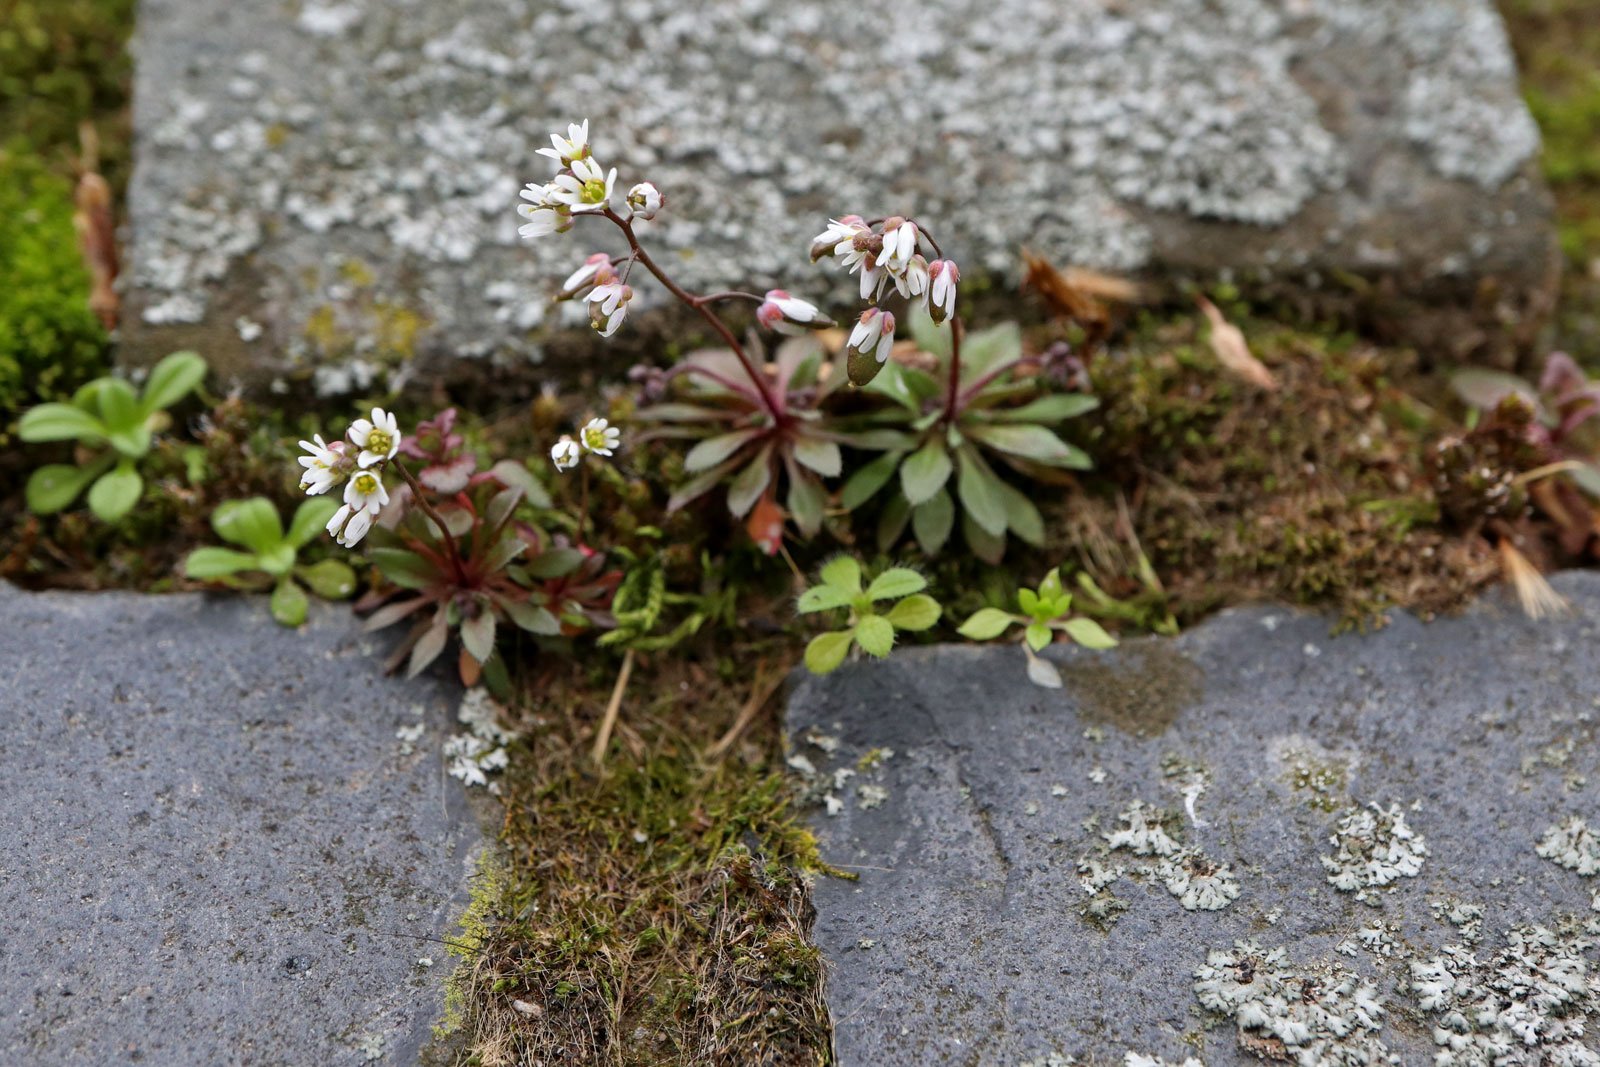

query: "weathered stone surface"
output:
123 0 1556 394
0 585 482 1065
788 574 1600 1065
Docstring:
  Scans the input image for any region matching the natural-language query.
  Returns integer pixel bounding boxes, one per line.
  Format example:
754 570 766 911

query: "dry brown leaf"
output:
1020 247 1143 332
1196 295 1276 391
1497 538 1569 619
74 169 120 330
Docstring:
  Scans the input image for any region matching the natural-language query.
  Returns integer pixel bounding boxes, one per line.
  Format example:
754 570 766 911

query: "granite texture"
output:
121 0 1556 394
788 573 1600 1066
0 585 482 1066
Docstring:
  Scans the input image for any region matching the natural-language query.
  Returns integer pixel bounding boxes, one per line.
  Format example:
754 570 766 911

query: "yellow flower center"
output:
354 473 379 495
365 429 393 455
580 178 608 205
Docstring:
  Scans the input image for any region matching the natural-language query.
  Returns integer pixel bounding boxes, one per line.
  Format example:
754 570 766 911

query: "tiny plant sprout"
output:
18 350 207 521
797 556 942 674
183 497 357 627
957 567 1116 687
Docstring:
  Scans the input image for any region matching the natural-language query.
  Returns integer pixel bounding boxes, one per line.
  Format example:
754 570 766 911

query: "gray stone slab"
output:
0 585 483 1066
122 0 1555 394
788 573 1600 1066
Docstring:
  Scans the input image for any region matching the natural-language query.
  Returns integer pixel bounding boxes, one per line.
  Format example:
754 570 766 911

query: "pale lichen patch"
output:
1194 941 1393 1066
1321 802 1428 901
1408 920 1600 1065
1157 848 1241 912
1536 816 1600 876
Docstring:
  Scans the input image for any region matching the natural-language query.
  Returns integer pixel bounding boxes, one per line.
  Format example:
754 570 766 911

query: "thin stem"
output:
692 290 766 307
579 464 590 545
396 462 466 581
943 315 965 424
956 353 1029 410
591 646 636 766
604 208 785 424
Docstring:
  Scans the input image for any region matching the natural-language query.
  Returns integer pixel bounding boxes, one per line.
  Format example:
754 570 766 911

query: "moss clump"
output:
1060 316 1500 629
0 153 107 424
1500 0 1600 360
0 0 138 185
445 648 829 1067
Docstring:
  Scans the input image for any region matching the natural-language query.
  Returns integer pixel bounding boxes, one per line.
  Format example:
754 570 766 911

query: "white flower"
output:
858 256 887 302
894 254 930 301
326 503 375 548
756 289 834 335
297 434 346 495
547 157 617 215
928 259 960 324
347 407 401 468
558 253 614 301
343 468 390 513
550 436 581 471
810 215 870 265
627 182 663 220
516 200 570 240
580 417 620 456
587 281 633 337
536 120 590 167
879 218 919 274
847 307 896 366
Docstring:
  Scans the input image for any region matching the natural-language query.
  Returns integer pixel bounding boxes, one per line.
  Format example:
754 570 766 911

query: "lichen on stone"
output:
1124 1054 1202 1067
1093 799 1241 913
1321 802 1428 900
1157 848 1241 912
1537 816 1600 876
1193 940 1394 1066
1104 800 1183 857
1408 919 1600 1065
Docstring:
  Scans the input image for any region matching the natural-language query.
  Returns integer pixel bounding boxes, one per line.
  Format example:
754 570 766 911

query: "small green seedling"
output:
184 497 357 626
798 556 941 674
18 351 207 521
957 567 1116 687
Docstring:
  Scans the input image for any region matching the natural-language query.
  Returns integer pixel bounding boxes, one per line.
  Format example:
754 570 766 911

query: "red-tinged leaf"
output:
458 647 482 687
746 491 785 555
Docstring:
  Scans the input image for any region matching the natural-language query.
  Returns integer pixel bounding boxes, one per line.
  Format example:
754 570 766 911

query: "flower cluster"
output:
551 417 621 472
811 214 960 384
297 407 402 547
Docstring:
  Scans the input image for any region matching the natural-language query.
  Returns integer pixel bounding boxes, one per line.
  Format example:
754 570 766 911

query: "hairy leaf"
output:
804 629 854 674
819 555 862 594
854 615 895 658
958 608 1015 641
866 567 926 601
884 593 941 631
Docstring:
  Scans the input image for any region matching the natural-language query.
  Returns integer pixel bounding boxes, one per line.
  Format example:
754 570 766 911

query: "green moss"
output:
445 652 830 1066
0 152 108 422
0 0 137 183
1501 0 1600 358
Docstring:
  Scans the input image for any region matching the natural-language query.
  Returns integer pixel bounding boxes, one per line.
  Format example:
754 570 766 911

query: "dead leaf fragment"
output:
1197 295 1275 391
74 169 120 330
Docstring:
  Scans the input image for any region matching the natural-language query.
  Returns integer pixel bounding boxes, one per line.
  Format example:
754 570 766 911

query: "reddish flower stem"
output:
396 461 467 582
605 209 786 424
